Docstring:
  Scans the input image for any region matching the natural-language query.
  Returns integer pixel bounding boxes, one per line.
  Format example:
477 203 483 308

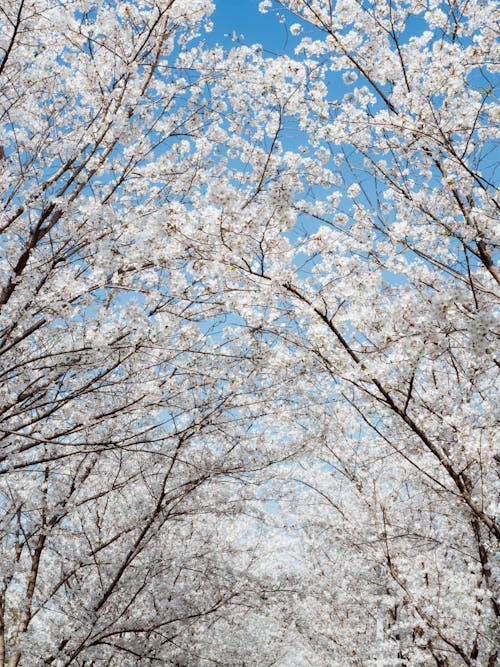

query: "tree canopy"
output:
0 0 498 665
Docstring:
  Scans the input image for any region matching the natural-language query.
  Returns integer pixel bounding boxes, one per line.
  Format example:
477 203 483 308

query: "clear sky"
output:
209 0 294 54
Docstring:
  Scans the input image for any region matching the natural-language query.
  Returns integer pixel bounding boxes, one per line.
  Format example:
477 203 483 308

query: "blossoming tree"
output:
0 1 308 663
227 1 498 664
0 0 498 665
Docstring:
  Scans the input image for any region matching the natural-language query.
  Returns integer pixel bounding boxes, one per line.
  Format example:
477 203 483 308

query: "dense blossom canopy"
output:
0 0 498 665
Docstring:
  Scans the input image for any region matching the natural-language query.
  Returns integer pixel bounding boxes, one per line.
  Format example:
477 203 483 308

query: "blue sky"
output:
209 0 293 53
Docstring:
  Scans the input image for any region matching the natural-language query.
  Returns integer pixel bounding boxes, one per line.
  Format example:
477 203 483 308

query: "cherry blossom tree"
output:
0 0 498 665
214 0 498 664
0 1 308 664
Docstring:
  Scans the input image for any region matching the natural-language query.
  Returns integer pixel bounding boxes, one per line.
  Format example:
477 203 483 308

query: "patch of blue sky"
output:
209 0 291 54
